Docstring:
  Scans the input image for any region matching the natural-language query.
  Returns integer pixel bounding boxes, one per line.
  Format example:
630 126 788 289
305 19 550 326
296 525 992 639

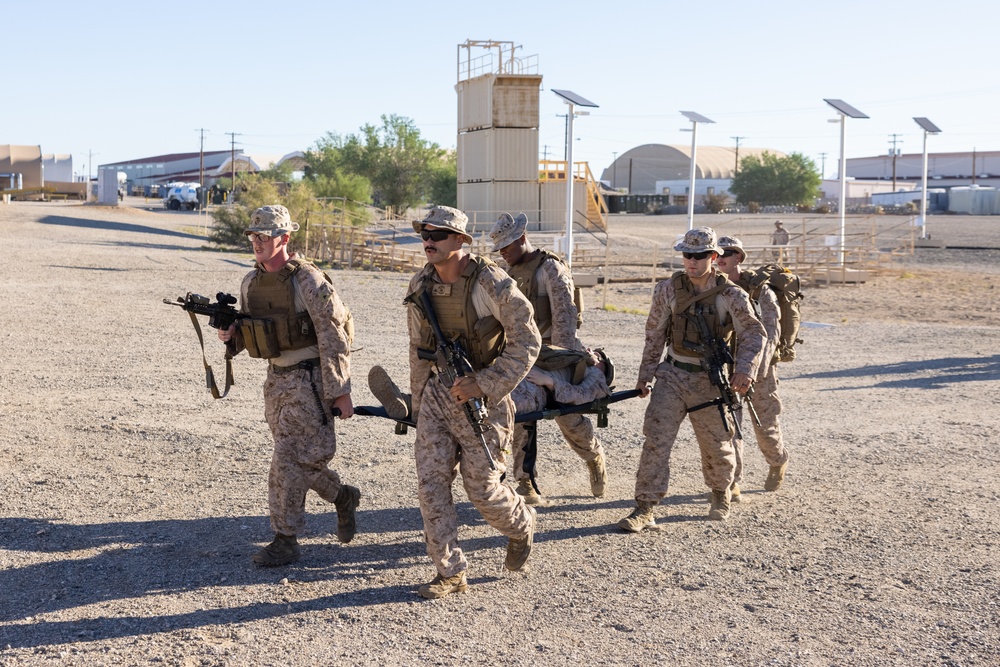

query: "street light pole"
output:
824 99 869 266
552 90 598 268
681 111 715 231
913 117 942 240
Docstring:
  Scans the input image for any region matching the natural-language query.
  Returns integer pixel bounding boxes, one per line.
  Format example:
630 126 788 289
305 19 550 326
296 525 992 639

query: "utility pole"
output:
818 152 828 179
542 145 549 160
611 151 618 189
972 147 977 185
730 136 743 175
888 134 903 190
226 132 242 198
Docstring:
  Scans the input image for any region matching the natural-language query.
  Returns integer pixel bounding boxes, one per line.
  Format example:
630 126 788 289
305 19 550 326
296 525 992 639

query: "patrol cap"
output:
717 235 746 261
245 205 299 237
412 206 472 244
673 226 722 254
489 212 528 252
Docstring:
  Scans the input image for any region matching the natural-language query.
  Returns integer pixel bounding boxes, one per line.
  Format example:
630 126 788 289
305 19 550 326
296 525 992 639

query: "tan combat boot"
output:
252 533 300 567
516 478 542 506
708 488 732 521
368 365 410 420
617 501 657 533
730 482 741 503
764 461 788 492
334 485 361 543
418 572 469 599
505 505 536 571
587 452 608 498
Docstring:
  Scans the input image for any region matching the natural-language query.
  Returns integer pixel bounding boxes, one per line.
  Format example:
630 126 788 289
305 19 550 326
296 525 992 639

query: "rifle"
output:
414 289 499 471
163 292 244 399
683 304 748 438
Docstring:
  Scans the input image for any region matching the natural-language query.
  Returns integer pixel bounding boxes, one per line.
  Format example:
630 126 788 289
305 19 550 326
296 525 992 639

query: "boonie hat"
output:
245 205 300 237
717 235 746 261
412 206 472 244
674 226 723 254
489 212 528 252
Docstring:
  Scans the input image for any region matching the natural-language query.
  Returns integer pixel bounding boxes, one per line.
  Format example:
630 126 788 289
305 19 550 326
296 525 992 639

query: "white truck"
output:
163 182 201 211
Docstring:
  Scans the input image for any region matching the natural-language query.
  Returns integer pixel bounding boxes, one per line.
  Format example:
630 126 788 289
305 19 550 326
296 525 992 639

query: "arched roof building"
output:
601 144 784 194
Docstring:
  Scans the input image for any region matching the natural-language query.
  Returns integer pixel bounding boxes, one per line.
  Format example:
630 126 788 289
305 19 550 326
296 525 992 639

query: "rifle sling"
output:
187 310 234 399
674 281 730 315
686 397 726 414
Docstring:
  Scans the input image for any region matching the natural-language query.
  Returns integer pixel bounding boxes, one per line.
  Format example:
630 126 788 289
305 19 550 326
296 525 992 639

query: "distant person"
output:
771 221 789 259
217 205 360 567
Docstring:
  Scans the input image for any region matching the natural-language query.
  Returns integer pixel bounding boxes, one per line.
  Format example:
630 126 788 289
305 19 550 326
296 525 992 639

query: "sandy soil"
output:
1 201 998 666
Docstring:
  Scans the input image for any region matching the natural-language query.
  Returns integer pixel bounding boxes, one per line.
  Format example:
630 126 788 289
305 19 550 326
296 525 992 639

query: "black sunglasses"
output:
682 251 712 260
720 249 738 258
420 228 454 242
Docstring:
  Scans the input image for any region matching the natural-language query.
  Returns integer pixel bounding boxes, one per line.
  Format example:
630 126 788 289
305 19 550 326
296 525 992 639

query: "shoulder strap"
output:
673 274 732 314
187 310 234 399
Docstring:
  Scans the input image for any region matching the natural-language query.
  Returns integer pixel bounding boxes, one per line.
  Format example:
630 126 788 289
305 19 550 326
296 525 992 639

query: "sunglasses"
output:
420 228 454 242
682 251 712 260
720 249 738 258
247 232 278 243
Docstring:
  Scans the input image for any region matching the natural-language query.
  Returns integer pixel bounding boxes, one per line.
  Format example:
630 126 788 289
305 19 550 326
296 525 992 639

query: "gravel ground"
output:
1 202 998 666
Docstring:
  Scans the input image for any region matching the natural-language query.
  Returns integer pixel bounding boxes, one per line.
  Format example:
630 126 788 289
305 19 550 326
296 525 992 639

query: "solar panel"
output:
552 89 598 108
680 111 715 124
823 99 869 119
913 117 942 134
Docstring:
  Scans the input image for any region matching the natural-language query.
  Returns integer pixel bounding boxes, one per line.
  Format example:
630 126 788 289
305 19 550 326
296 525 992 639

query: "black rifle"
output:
414 289 498 471
164 292 244 399
163 292 242 330
683 304 748 439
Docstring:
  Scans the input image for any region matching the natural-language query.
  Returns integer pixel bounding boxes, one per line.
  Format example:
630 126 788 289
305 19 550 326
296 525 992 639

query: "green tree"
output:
427 149 457 208
208 174 323 249
338 114 448 212
729 152 821 206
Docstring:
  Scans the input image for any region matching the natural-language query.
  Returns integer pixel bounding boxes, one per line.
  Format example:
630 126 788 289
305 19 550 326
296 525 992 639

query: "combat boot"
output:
515 478 542 506
252 533 300 567
505 506 536 571
368 366 410 420
334 485 361 543
417 572 468 599
587 453 608 498
764 461 788 492
617 501 656 533
730 482 741 503
708 488 731 521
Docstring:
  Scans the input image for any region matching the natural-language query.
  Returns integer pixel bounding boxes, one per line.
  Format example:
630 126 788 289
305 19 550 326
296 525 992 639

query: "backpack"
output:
745 264 803 362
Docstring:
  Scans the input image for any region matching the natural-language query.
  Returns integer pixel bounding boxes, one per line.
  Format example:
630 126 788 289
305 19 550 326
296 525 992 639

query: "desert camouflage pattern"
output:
740 285 788 467
407 255 539 577
236 256 353 536
263 366 343 535
634 363 740 501
510 364 610 481
535 257 585 351
638 272 764 385
632 270 766 500
239 256 353 401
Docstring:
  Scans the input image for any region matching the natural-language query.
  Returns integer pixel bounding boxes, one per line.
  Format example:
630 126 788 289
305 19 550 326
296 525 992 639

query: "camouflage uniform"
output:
737 274 789 469
233 254 353 536
634 270 765 503
407 258 540 579
507 250 604 484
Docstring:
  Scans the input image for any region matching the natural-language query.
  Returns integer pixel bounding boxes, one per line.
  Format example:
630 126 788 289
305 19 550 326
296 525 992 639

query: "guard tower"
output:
456 40 542 229
456 40 608 235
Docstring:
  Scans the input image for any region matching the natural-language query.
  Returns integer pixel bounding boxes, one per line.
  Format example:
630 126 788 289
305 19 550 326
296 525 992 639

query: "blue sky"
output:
7 0 998 180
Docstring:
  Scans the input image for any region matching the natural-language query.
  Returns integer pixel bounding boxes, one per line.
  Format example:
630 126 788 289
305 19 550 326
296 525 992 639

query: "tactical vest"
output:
413 256 505 371
241 259 319 359
506 249 582 337
668 272 734 358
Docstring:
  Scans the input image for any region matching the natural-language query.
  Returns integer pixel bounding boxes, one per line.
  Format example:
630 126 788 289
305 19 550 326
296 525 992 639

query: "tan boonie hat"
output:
717 235 746 261
412 206 472 244
245 205 299 237
674 226 723 254
489 212 528 252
